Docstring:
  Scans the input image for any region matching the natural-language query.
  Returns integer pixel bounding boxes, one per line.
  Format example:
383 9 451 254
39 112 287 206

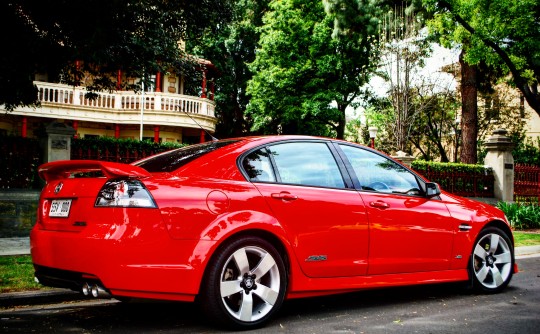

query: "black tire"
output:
199 236 287 330
470 227 514 293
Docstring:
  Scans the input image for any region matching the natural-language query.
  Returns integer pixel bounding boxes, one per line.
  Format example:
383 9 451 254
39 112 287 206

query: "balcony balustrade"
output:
36 81 215 117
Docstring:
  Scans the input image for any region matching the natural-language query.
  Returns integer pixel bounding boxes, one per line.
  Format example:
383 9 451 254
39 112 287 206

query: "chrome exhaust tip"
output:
82 282 91 296
81 282 111 298
90 284 111 298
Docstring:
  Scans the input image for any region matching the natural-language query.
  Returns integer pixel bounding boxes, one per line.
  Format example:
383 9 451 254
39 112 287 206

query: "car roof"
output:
136 135 379 181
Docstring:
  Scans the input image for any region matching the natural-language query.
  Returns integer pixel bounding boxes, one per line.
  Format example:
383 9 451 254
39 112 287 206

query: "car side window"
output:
339 144 420 195
243 149 277 182
268 142 345 188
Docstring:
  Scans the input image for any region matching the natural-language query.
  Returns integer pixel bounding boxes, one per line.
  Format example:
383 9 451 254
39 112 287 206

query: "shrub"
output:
71 137 186 160
71 137 187 163
497 202 540 230
513 137 540 166
412 160 492 174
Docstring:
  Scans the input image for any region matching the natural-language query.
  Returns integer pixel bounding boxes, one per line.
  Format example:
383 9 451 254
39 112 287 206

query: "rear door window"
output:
243 142 345 189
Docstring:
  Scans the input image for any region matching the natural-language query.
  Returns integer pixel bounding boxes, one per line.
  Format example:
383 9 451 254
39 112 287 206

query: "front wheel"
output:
199 236 287 330
471 227 514 293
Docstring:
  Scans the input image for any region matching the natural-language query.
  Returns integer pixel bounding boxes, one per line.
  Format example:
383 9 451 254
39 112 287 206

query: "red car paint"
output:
30 136 515 328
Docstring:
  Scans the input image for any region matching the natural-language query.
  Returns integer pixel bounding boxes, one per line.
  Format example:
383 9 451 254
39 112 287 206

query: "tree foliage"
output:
409 88 460 162
246 0 380 138
0 0 232 110
423 0 540 117
187 0 268 139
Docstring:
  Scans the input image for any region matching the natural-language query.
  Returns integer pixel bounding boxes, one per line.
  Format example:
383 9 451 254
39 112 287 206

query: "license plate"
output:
49 199 72 217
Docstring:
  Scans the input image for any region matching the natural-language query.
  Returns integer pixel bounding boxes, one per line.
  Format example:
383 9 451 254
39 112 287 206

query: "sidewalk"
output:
0 237 30 256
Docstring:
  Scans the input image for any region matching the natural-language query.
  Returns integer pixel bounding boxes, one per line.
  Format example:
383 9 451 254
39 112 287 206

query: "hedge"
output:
412 160 492 175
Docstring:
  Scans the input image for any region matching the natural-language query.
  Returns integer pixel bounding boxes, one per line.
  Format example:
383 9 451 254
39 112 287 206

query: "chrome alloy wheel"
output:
219 245 281 322
473 231 513 290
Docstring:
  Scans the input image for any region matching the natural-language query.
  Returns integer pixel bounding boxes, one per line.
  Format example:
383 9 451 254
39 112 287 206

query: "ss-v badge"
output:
305 255 327 262
54 182 63 194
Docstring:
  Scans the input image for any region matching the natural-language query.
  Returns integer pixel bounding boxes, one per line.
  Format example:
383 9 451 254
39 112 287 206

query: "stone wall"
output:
0 190 39 237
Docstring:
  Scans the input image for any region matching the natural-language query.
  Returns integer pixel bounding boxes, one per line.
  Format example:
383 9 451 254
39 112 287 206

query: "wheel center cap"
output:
487 255 495 266
244 277 254 289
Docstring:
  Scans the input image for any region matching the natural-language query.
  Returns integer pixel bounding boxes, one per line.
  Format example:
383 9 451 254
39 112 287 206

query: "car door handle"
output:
370 200 389 209
271 192 298 201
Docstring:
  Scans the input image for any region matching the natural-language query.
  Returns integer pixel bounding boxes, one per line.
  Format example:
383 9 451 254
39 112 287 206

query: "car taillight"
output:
95 178 157 208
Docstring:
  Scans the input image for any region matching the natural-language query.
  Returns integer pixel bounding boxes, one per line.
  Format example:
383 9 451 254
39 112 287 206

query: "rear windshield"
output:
134 140 239 172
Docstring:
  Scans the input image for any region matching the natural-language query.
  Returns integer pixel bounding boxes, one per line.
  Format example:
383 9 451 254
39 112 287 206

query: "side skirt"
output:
286 269 469 299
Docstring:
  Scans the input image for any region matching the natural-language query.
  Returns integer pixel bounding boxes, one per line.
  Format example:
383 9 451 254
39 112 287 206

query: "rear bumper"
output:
30 227 216 302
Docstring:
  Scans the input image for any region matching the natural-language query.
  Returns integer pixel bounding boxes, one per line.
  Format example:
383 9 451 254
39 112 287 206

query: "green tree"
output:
246 0 380 138
409 87 460 162
360 78 460 160
0 0 232 111
423 0 540 119
187 0 268 138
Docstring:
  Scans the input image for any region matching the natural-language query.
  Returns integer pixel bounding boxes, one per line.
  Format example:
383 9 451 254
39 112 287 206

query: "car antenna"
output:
181 109 218 141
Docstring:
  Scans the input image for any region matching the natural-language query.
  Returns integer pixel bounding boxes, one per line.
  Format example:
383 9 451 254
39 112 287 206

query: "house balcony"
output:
9 81 217 136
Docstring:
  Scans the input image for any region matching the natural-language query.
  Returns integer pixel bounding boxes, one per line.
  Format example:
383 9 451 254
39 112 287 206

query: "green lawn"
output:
1 232 539 293
513 231 540 246
0 255 42 293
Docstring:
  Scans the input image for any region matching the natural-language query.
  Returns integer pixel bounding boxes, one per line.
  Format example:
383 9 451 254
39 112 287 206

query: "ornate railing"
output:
35 81 215 117
514 164 540 204
416 170 495 198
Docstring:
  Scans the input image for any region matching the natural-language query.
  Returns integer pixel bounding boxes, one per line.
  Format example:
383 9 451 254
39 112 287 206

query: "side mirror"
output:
425 182 441 198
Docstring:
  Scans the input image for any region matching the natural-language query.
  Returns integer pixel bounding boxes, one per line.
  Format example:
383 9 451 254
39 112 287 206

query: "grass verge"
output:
0 255 42 293
1 231 539 293
513 231 540 246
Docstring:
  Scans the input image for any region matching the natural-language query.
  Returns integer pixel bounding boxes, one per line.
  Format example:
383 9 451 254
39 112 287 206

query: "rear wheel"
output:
200 236 287 330
471 227 514 293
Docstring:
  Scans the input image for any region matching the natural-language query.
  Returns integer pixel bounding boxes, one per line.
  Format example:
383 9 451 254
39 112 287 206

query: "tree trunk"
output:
336 105 346 140
459 51 478 164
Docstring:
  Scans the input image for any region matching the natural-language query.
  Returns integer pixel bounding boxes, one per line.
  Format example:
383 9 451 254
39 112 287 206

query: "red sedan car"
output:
31 136 516 329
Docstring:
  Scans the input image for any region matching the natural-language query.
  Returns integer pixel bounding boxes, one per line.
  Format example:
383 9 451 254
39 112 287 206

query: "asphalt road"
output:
1 256 539 333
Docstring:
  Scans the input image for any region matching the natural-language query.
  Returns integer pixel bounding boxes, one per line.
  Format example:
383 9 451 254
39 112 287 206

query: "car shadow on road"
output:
278 282 488 319
1 282 522 333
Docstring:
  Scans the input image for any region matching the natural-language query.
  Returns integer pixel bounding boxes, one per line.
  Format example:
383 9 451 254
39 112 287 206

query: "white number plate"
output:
49 199 72 217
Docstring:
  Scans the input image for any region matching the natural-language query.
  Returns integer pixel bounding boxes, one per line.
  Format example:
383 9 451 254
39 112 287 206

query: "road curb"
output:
0 289 86 308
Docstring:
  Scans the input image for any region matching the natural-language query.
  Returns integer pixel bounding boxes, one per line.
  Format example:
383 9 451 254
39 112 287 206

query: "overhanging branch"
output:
438 0 540 113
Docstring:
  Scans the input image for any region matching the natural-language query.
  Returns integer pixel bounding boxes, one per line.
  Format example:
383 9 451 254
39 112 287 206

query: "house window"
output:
485 94 500 120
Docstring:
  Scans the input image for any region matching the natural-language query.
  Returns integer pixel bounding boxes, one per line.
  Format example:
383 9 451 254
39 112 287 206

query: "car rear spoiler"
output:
38 160 151 182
